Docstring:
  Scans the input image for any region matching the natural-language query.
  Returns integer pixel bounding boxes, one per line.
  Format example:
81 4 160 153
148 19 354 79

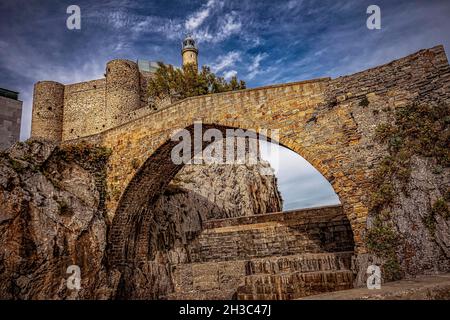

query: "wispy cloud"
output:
247 53 268 79
223 69 237 79
176 0 243 44
210 51 241 72
185 0 222 31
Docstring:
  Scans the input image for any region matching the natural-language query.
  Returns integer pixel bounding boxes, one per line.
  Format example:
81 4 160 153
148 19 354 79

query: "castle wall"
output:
31 81 64 141
105 59 141 128
30 59 153 141
62 79 106 140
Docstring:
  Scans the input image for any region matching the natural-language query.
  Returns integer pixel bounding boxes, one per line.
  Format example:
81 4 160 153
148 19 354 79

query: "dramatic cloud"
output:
223 69 238 79
247 53 268 79
210 51 241 72
1 0 449 209
217 12 242 39
185 0 221 31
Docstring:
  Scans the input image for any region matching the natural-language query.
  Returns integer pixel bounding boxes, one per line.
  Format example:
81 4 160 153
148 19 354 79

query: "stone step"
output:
202 205 347 230
167 252 354 300
188 207 354 263
237 270 354 300
245 251 353 275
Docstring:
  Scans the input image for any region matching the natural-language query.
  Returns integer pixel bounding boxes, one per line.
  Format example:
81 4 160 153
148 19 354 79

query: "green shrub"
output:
148 62 246 103
58 201 72 216
359 96 370 107
431 198 450 219
9 158 24 173
365 217 402 281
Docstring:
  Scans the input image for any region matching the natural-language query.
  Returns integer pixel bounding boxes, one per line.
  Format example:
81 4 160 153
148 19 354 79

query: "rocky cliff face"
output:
167 160 282 219
0 140 282 299
0 140 117 299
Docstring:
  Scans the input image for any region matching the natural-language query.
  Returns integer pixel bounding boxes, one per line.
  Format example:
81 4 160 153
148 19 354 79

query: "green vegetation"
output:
148 63 246 103
57 141 112 168
375 102 449 165
9 158 25 173
366 101 450 280
371 102 450 204
359 96 370 107
423 198 450 236
58 200 72 216
365 215 402 281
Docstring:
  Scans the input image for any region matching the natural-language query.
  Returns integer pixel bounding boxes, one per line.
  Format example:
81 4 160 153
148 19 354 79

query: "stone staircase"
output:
166 205 356 300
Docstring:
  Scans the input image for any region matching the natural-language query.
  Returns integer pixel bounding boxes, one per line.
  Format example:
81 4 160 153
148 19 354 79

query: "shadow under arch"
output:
106 122 350 297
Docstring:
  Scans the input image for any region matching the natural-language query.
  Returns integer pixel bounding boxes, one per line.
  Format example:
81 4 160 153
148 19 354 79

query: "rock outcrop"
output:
0 140 117 299
166 160 282 219
0 139 282 299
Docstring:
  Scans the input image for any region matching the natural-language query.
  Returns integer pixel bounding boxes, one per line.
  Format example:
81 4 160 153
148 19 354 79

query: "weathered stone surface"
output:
168 161 282 219
380 156 450 277
0 140 118 299
0 140 284 299
166 208 355 300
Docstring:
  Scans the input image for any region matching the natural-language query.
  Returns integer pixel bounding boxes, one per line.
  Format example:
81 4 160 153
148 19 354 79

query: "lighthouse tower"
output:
181 35 198 69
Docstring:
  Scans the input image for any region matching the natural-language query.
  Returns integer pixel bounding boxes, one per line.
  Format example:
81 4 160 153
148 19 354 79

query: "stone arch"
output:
106 122 357 281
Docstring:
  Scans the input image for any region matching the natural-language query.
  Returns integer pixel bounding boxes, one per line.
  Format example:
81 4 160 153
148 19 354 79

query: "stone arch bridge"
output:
53 46 449 280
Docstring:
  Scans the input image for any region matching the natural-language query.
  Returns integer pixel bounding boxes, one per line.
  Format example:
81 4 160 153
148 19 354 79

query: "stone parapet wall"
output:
203 204 344 229
187 206 354 263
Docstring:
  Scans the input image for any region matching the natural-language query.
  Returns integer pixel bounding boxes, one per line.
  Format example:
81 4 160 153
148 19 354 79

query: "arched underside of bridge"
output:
106 122 360 296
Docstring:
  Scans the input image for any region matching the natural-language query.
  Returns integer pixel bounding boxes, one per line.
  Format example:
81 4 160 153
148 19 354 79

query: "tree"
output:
148 62 246 103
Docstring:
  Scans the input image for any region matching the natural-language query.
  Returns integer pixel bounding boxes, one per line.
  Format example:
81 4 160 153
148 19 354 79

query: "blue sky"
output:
1 0 449 209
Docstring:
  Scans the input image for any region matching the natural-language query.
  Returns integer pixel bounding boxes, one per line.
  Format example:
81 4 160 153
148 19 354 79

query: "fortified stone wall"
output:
63 79 107 140
31 81 64 141
31 59 157 142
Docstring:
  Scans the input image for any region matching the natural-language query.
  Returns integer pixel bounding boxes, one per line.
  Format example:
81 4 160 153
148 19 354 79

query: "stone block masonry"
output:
31 59 156 141
168 205 355 300
187 205 354 263
33 45 450 282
